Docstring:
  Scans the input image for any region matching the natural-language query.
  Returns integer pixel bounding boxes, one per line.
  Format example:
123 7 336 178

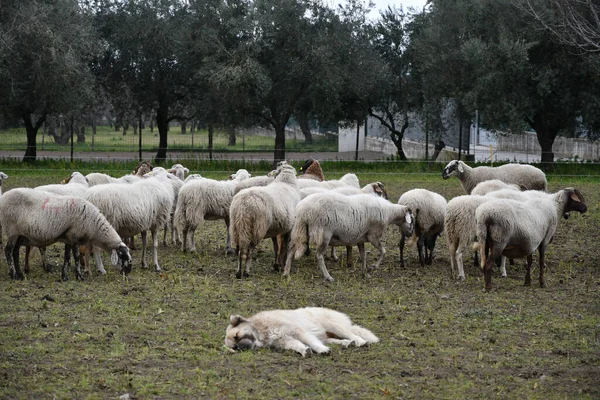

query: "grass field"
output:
0 164 598 399
0 125 337 153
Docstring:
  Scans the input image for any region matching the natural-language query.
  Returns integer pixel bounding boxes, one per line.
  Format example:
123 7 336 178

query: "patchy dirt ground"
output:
0 170 598 399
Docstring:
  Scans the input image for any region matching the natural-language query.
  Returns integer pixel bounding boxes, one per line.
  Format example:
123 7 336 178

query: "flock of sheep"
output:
0 158 588 290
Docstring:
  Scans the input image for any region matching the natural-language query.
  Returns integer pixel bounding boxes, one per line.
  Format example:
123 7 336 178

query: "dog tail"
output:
352 325 379 344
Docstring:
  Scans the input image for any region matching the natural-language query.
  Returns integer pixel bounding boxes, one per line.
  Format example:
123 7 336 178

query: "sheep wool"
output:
229 163 301 278
475 188 586 290
0 188 131 281
442 160 547 194
283 193 414 282
397 189 447 268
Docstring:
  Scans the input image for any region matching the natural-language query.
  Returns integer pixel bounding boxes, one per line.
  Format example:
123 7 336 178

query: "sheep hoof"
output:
226 248 235 255
524 279 532 286
324 276 335 282
10 271 24 280
235 271 242 279
272 263 280 272
61 274 69 282
539 280 547 288
43 263 54 273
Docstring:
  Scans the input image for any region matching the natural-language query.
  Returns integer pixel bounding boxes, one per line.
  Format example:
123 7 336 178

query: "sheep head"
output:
111 244 132 274
299 159 325 181
562 188 587 219
442 160 463 180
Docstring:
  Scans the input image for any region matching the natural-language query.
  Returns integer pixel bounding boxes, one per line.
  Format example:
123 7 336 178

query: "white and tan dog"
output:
224 307 379 356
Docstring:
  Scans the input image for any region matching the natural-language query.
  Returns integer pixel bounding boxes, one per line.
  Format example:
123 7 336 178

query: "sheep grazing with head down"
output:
229 162 301 278
0 188 132 281
298 158 325 181
475 188 587 291
173 169 252 253
442 160 547 194
84 173 174 273
470 179 524 196
283 193 414 282
397 189 447 268
296 173 360 190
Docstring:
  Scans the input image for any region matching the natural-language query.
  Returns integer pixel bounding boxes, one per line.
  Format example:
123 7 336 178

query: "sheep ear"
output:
0 172 7 180
230 315 248 327
405 212 412 224
570 191 583 203
457 162 464 173
110 250 119 266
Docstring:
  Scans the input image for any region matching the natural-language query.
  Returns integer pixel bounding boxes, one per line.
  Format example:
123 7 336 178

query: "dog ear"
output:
229 315 248 327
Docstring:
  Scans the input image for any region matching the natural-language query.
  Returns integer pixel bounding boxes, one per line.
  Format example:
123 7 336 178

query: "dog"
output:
224 307 379 356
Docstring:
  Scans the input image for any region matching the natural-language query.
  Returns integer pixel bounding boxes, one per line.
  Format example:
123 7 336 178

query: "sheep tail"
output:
292 219 309 260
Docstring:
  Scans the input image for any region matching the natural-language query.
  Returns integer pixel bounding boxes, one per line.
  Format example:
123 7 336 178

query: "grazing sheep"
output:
85 161 154 186
0 171 8 194
26 172 91 273
168 164 189 180
296 173 360 190
0 188 132 281
283 193 414 282
229 163 301 278
470 179 523 196
442 160 547 194
298 158 325 181
173 169 252 253
397 189 447 268
84 174 174 273
475 188 587 290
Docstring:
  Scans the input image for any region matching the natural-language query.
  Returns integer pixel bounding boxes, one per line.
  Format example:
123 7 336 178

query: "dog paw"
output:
354 338 367 347
315 346 331 354
339 339 354 348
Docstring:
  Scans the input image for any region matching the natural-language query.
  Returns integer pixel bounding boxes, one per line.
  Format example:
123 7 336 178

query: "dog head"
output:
224 315 261 351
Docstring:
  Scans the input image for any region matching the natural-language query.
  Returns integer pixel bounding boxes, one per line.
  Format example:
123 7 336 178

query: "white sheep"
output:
474 188 587 290
229 163 301 278
173 169 252 254
397 189 447 268
283 193 414 282
470 179 523 196
296 173 360 190
0 171 8 194
442 160 547 194
445 188 554 281
232 175 274 195
168 164 189 180
0 188 132 281
84 174 174 273
85 160 154 186
25 172 91 273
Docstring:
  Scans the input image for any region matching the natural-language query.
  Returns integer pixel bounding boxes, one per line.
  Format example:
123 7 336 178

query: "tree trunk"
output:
389 119 409 161
296 113 313 144
227 126 236 146
528 113 557 170
181 121 187 135
274 122 286 165
22 113 46 163
208 124 214 161
190 120 196 133
77 125 85 143
154 104 169 164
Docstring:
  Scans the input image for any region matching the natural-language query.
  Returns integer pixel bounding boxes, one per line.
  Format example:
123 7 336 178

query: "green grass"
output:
0 125 337 153
0 165 598 399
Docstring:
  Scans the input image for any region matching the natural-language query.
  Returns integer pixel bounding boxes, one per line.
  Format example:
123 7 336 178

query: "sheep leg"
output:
499 256 507 277
152 228 161 272
38 247 53 272
369 237 386 272
329 246 339 261
236 246 253 279
244 246 255 277
473 251 479 268
358 243 369 278
162 222 168 247
5 236 24 280
271 237 279 270
399 234 406 268
140 231 149 269
316 243 334 282
283 247 295 278
24 245 33 274
524 254 533 286
425 235 438 265
345 246 353 269
482 239 495 291
539 247 547 288
276 233 290 272
224 218 235 255
93 245 107 275
417 236 426 267
72 245 84 281
61 245 72 282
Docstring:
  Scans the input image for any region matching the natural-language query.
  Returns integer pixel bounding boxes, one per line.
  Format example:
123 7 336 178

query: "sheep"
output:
85 160 154 186
397 189 447 268
232 175 274 195
299 182 389 266
145 168 186 246
283 193 415 282
446 187 562 281
229 162 301 278
173 169 252 254
442 160 547 194
168 163 189 180
296 173 360 190
470 179 524 196
0 188 132 281
84 173 174 273
25 172 91 273
0 171 8 194
475 188 587 290
298 158 325 181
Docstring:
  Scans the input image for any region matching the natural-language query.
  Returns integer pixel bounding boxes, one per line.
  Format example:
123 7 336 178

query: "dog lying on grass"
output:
224 307 379 356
